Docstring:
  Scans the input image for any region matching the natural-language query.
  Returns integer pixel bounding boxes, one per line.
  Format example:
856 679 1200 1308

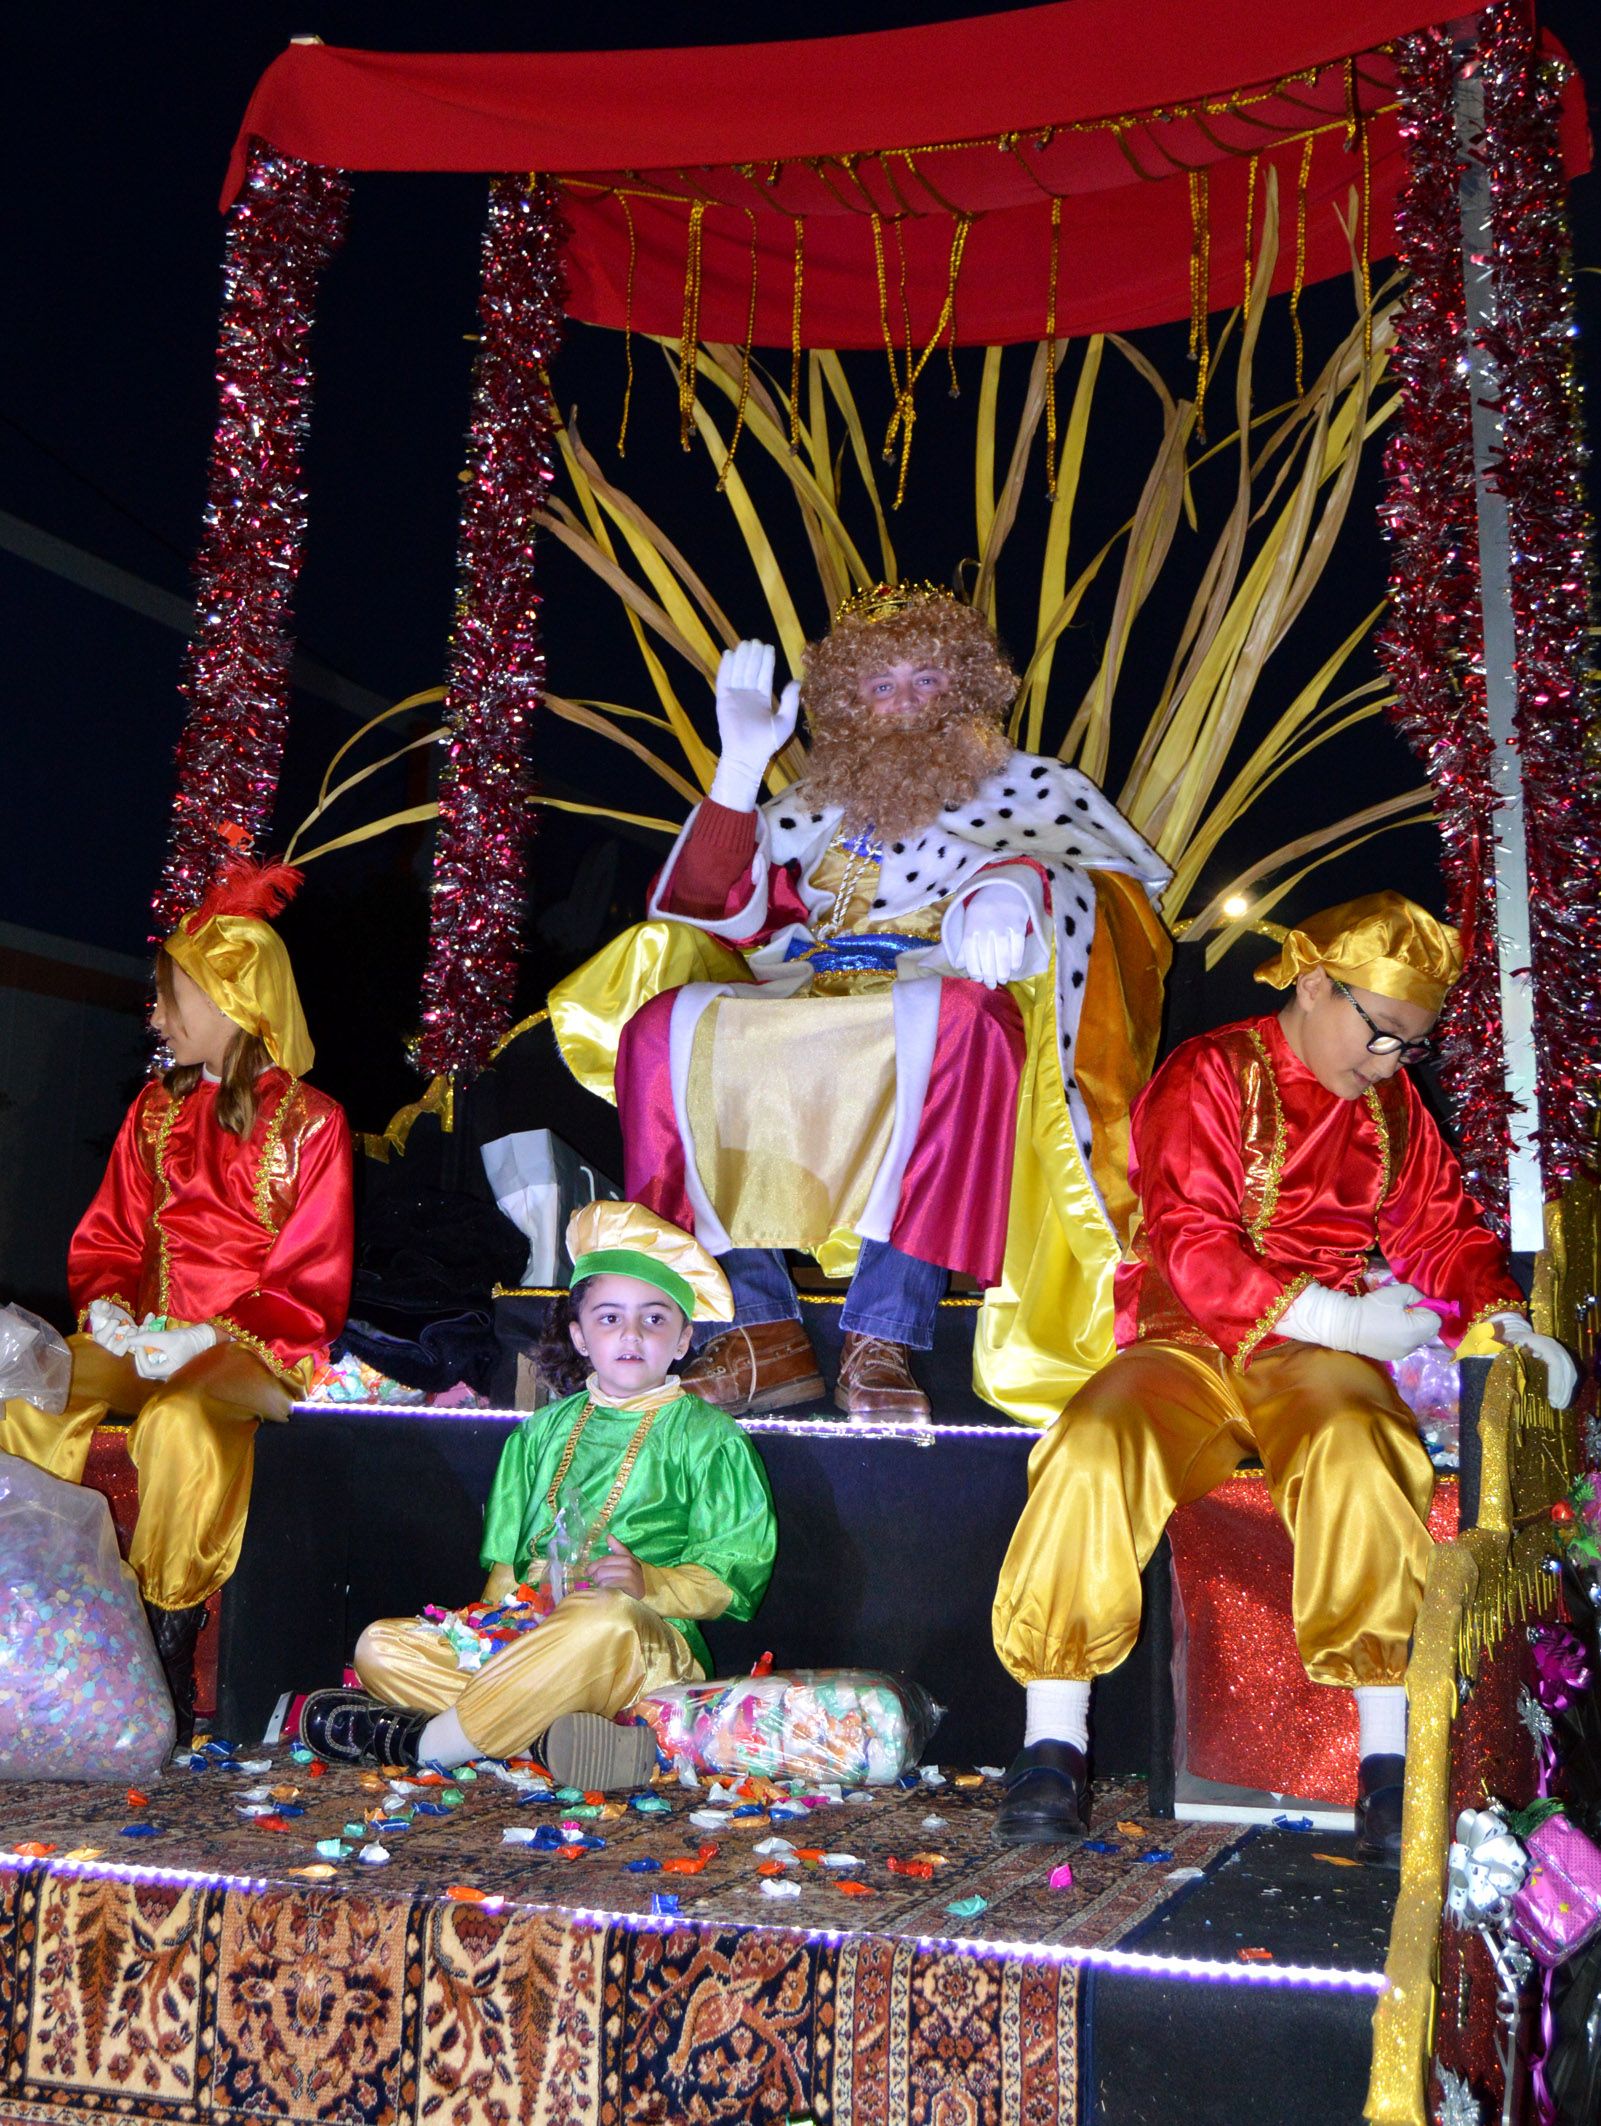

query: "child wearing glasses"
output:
990 892 1575 1861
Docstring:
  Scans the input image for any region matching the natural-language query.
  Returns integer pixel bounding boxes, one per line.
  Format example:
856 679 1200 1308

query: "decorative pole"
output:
1451 17 1545 1251
414 176 567 1081
153 146 350 936
1384 4 1599 1242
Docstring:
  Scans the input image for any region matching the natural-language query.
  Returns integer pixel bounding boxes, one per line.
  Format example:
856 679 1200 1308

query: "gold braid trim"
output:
254 1079 301 1237
212 1315 303 1391
150 1092 186 1319
1364 1085 1394 1208
1235 1271 1313 1371
1242 1028 1287 1252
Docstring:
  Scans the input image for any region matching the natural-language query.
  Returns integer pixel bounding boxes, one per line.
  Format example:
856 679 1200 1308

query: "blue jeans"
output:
710 1242 948 1350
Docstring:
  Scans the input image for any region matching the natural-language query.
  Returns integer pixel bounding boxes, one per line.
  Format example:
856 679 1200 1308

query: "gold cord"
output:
1044 197 1063 498
788 217 806 454
1291 134 1314 397
678 202 706 450
616 195 638 457
538 1399 663 1558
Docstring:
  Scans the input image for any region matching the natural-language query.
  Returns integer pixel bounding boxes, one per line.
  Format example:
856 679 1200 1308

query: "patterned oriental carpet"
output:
0 1751 1248 2125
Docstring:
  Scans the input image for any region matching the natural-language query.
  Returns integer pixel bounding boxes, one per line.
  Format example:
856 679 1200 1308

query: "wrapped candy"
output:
0 1452 174 1781
635 1670 942 1784
1511 1814 1601 1969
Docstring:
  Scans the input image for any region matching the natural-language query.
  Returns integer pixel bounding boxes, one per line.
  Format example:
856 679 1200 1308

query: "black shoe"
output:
1354 1752 1406 1868
298 1687 431 1769
993 1739 1090 1845
144 1600 209 1750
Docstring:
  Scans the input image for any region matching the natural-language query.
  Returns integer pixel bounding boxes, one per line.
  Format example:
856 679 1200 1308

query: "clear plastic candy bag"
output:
0 1452 175 1781
0 1303 72 1415
635 1668 943 1784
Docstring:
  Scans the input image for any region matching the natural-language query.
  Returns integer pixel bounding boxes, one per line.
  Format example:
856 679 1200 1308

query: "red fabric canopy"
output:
226 3 1590 347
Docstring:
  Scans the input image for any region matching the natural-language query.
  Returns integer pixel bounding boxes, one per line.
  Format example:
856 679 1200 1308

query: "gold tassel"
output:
678 201 707 451
1359 125 1373 362
788 217 805 454
1188 168 1212 440
1242 153 1259 327
1291 134 1314 398
1044 196 1063 499
617 194 638 458
717 212 760 492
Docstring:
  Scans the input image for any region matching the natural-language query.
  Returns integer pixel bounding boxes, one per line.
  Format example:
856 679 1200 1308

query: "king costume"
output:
990 892 1568 1860
0 859 353 1735
551 587 1171 1425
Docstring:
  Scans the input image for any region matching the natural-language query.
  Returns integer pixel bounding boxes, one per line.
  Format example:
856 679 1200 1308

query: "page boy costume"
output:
307 1202 777 1772
991 893 1571 1860
0 860 352 1739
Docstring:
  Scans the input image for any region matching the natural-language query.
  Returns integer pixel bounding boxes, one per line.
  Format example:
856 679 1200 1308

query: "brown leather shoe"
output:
679 1319 826 1415
834 1332 932 1422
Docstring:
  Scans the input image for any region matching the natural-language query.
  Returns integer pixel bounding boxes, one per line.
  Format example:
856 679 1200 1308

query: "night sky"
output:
4 3 1598 1130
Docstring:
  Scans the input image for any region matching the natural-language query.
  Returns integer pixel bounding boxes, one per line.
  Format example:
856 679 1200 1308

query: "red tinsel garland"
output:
152 144 349 938
1380 27 1513 1231
1479 0 1601 1195
415 177 567 1080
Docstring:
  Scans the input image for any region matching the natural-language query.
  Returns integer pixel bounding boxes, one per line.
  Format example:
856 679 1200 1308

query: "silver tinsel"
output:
1518 1683 1555 1749
1433 2065 1482 2126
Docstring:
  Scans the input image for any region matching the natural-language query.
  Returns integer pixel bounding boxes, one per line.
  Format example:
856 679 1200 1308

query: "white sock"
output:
1355 1686 1408 1762
417 1707 476 1770
1024 1679 1091 1752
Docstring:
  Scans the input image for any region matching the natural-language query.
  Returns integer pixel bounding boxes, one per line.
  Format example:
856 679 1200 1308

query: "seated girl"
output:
298 1201 777 1792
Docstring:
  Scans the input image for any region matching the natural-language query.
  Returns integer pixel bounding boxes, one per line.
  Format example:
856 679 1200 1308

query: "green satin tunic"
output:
478 1389 777 1672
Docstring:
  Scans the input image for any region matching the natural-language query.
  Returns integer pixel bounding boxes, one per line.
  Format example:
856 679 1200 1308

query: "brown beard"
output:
796 697 1010 842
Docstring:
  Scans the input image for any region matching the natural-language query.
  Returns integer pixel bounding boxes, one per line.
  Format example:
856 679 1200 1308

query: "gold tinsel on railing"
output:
1365 1179 1597 2126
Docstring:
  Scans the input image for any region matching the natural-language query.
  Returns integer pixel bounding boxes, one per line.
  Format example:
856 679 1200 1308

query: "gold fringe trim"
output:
1235 1269 1311 1370
616 194 638 457
253 1078 301 1238
76 1293 136 1335
151 1093 185 1321
212 1315 304 1392
1243 1027 1287 1250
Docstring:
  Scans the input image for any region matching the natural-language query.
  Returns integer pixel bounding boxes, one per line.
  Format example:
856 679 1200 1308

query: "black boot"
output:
1354 1752 1407 1868
144 1601 209 1750
298 1687 431 1769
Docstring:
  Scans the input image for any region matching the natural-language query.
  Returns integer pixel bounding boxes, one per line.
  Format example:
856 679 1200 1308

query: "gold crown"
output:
832 579 960 627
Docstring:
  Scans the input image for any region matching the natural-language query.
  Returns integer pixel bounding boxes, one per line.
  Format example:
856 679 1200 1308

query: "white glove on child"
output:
708 640 800 812
1278 1280 1443 1364
957 884 1030 989
86 1298 137 1356
132 1322 218 1382
1493 1314 1578 1410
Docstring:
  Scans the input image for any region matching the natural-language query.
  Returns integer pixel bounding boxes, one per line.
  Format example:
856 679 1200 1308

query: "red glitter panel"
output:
1169 1471 1459 1804
78 1427 222 1719
1433 1630 1540 2112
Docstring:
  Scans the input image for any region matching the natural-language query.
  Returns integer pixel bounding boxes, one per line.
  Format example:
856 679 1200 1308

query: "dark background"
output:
2 2 1598 1140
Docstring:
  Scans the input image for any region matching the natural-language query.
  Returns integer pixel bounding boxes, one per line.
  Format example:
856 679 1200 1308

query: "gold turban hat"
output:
1252 891 1463 1013
566 1199 734 1323
163 858 315 1077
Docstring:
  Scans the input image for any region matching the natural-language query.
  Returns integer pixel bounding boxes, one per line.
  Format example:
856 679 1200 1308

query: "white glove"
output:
86 1298 137 1356
1278 1280 1443 1363
132 1322 217 1382
1493 1314 1578 1410
957 885 1030 989
708 640 800 812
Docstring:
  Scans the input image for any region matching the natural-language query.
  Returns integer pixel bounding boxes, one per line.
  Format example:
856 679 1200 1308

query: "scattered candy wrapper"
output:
946 1896 988 1919
1048 1863 1075 1891
1271 1815 1314 1833
650 1892 681 1917
1165 1866 1205 1884
761 1877 802 1899
358 1843 390 1867
921 1814 947 1830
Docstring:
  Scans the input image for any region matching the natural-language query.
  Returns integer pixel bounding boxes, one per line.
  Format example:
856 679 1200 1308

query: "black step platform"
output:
215 1402 1169 1776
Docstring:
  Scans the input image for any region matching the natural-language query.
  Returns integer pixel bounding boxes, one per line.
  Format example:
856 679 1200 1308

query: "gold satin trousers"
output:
0 1333 292 1609
354 1588 702 1762
992 1340 1436 1690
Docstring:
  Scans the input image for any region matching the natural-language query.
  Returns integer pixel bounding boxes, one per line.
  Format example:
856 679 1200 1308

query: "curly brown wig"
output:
794 601 1016 840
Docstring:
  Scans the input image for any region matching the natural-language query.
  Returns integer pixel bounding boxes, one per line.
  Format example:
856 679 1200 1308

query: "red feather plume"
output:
183 856 305 932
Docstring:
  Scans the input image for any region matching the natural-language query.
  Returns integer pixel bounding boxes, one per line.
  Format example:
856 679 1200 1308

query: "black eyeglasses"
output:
1332 980 1434 1064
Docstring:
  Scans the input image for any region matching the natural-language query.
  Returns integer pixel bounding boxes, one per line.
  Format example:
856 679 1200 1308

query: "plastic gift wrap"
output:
635 1670 943 1784
0 1451 175 1781
1511 1814 1601 1968
0 1303 71 1415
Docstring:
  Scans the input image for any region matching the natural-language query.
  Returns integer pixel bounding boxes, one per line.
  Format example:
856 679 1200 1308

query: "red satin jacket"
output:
1115 1014 1524 1367
69 1070 354 1384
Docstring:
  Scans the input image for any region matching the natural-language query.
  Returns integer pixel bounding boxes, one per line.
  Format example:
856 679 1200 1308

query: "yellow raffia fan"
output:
285 169 1429 952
